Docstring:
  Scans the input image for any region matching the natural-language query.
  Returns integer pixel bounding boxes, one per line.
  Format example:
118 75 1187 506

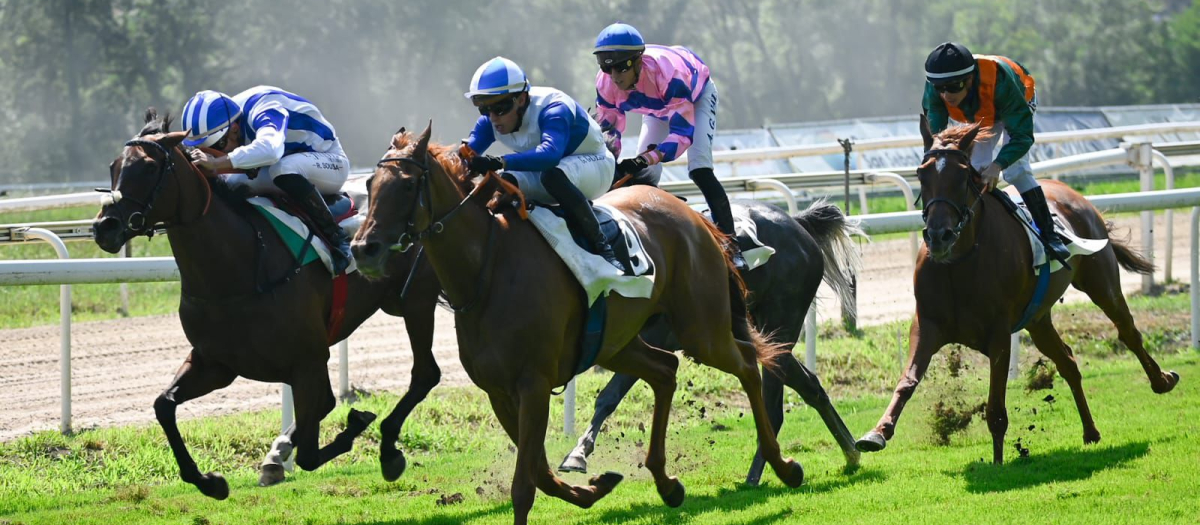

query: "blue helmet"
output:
180 90 241 148
464 57 530 99
593 23 645 55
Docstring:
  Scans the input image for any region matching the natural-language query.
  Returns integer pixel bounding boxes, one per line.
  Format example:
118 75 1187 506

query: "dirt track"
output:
0 212 1192 440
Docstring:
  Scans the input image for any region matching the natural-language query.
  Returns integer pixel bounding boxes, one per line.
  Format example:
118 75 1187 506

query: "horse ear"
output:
919 113 934 151
960 123 983 152
159 131 188 150
396 126 406 135
414 120 432 158
144 107 159 124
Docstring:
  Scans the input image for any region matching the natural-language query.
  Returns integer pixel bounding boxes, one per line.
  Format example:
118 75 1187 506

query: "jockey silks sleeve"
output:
594 45 711 163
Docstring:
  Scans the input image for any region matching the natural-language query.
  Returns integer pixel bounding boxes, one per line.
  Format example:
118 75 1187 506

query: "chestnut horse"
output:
352 124 804 525
855 116 1180 463
93 110 442 499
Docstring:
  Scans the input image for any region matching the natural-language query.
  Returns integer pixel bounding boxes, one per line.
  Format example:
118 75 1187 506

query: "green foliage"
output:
0 0 1196 185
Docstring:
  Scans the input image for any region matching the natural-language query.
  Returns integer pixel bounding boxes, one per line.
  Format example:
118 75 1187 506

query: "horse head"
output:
916 114 990 262
353 121 478 278
93 108 209 253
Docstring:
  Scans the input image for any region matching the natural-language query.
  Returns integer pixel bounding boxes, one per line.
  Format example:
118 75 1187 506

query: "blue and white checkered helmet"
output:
464 57 530 99
180 90 242 148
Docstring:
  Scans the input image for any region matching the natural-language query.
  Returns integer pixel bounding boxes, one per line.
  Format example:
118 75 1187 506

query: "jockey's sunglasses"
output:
934 79 968 94
600 59 636 75
477 96 518 117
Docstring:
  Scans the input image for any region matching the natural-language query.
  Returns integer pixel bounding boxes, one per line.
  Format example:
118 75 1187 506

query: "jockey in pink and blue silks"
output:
592 23 745 270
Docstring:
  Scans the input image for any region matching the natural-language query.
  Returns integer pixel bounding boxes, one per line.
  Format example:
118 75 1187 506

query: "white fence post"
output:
18 228 73 433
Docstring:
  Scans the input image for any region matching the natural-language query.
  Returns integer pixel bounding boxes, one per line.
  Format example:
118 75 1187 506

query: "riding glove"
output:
468 155 504 174
617 156 650 175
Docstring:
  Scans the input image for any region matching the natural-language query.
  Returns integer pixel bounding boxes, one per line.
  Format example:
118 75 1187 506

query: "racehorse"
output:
855 116 1180 463
352 123 805 525
559 199 864 484
92 110 442 499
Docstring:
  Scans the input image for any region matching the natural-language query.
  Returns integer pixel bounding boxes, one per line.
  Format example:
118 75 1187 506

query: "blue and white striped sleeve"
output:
228 101 289 169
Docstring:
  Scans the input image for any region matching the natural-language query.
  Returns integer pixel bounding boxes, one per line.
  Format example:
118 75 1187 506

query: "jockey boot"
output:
1021 186 1072 267
274 174 353 275
690 167 747 271
543 167 628 275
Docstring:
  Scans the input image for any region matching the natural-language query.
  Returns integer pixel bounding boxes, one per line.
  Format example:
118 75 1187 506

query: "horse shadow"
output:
350 469 888 525
954 440 1152 493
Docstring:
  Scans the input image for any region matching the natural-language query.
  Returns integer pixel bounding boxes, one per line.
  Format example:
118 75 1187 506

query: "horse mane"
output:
933 122 993 151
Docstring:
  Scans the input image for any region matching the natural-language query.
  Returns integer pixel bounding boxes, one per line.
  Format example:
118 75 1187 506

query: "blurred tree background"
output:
0 0 1196 182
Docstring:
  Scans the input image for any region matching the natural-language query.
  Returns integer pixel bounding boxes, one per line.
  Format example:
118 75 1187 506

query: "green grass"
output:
1 289 1197 524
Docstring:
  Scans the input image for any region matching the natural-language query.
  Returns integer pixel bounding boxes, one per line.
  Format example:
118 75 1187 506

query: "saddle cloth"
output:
247 195 360 276
527 203 655 307
1006 191 1107 273
731 205 776 271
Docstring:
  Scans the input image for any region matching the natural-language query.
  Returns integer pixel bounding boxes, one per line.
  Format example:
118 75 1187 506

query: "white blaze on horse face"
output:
935 156 948 175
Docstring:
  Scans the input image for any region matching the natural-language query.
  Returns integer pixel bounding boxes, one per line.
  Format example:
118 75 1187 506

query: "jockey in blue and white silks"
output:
462 57 625 273
182 86 353 274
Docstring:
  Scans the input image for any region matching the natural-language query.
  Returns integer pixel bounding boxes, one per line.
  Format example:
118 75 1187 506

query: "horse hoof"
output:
381 451 407 482
589 471 624 496
200 472 229 500
780 459 805 488
259 464 287 487
347 409 378 432
659 477 686 508
559 452 588 473
844 447 862 467
855 432 887 452
1083 430 1101 445
1154 371 1180 394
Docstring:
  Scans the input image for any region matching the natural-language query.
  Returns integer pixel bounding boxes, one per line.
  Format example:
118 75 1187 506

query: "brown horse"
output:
92 110 442 499
855 116 1180 463
352 124 804 525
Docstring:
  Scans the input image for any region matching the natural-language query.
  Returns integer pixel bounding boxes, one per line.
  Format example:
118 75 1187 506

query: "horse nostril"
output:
939 229 956 243
94 216 120 235
355 241 381 260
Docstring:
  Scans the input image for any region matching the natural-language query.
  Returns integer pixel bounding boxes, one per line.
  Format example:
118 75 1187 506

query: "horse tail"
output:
698 217 789 374
1105 220 1156 274
793 199 867 319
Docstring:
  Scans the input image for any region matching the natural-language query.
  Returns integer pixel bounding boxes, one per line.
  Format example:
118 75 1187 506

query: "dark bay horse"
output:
559 199 864 484
855 117 1180 463
92 110 442 499
352 124 804 525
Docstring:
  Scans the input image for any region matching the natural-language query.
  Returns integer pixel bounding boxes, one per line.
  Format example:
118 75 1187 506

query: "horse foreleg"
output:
380 305 440 482
154 351 236 499
1026 316 1101 445
559 372 639 473
986 339 1012 464
858 316 942 452
290 367 377 472
775 355 860 468
601 338 683 506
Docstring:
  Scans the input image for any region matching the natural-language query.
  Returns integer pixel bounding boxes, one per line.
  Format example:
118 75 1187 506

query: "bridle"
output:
98 138 212 236
920 147 987 240
373 152 496 313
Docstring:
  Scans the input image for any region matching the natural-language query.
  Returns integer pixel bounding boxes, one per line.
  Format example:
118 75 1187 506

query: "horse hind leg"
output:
1073 254 1179 393
775 354 860 468
154 351 237 499
1026 315 1101 445
290 366 377 473
601 337 686 506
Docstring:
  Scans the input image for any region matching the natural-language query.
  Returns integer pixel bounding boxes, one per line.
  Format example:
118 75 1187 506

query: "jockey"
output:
922 42 1070 263
592 22 746 271
462 57 625 274
182 87 353 275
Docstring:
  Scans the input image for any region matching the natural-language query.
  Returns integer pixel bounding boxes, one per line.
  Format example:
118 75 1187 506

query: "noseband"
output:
920 147 986 239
